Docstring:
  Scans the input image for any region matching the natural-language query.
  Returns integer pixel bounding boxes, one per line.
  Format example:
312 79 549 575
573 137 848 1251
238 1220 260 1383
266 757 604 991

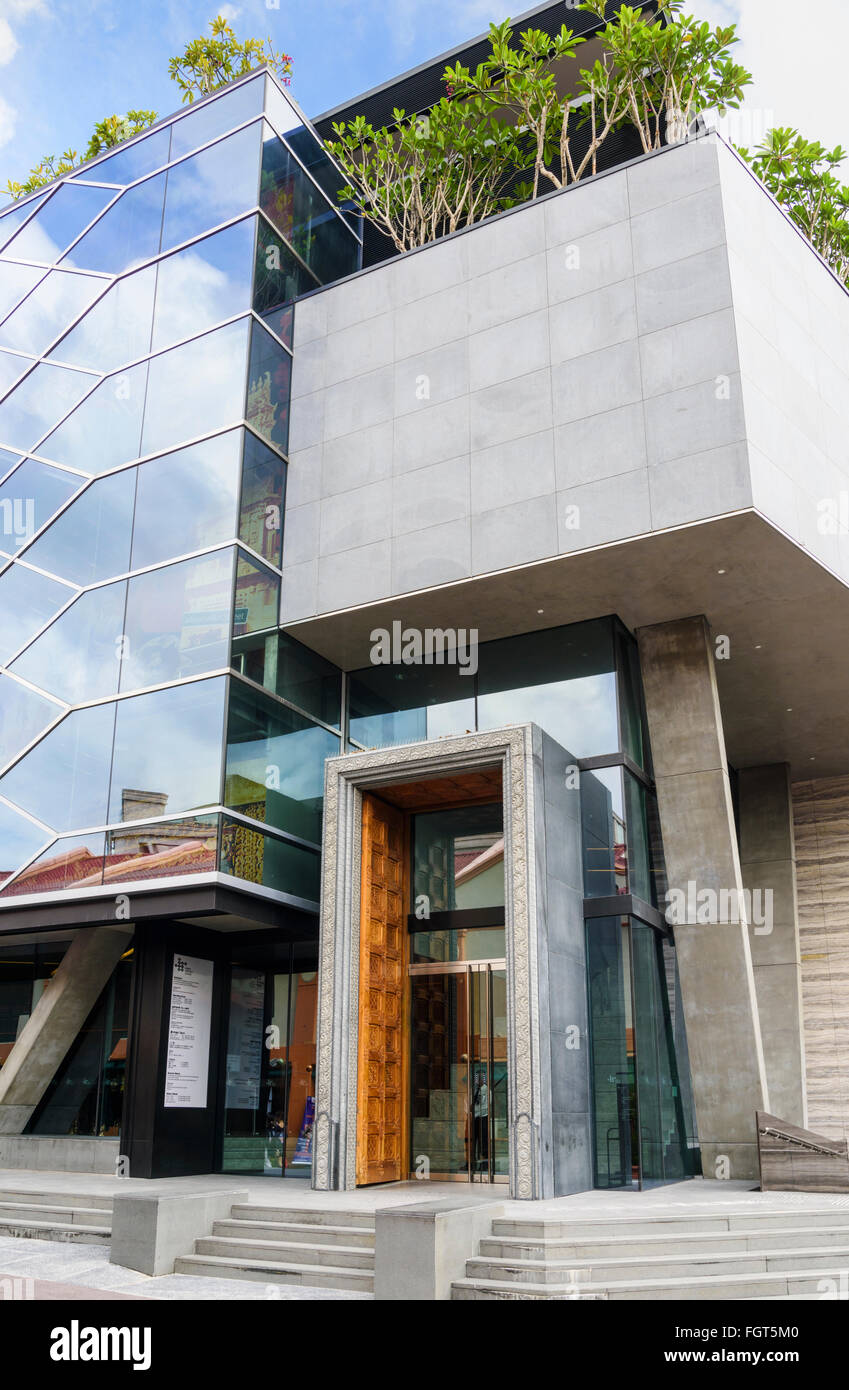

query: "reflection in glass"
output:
0 672 59 769
260 126 359 285
61 172 167 275
239 429 285 568
108 677 226 823
0 833 105 897
348 661 475 749
273 632 341 727
23 469 135 584
103 813 219 884
1 184 115 265
0 270 106 357
0 360 95 452
587 917 634 1188
169 76 264 161
27 952 133 1137
160 124 262 255
0 702 116 832
11 581 126 704
246 321 290 455
141 318 249 459
0 458 80 552
39 360 147 473
253 219 314 345
0 447 22 479
581 765 658 905
477 621 618 758
234 551 279 637
0 261 45 321
70 126 172 187
412 927 507 966
0 563 70 664
0 800 49 887
120 550 234 691
50 265 156 372
131 431 241 569
0 351 33 399
0 191 50 252
414 803 504 913
220 818 321 900
151 218 254 352
225 681 339 844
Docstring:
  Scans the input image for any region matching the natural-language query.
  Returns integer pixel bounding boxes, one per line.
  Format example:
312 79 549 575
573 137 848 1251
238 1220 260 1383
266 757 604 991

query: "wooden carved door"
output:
356 793 407 1185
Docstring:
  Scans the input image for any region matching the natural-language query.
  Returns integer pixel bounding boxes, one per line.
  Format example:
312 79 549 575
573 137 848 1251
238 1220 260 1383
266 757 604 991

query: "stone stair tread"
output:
0 1217 111 1236
229 1205 374 1228
175 1253 374 1283
468 1244 849 1273
202 1234 374 1259
488 1222 849 1251
219 1217 373 1239
0 1191 113 1210
452 1266 848 1297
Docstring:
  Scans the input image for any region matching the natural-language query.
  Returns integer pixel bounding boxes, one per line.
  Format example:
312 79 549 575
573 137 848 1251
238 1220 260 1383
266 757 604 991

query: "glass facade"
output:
0 939 71 1066
0 71 356 904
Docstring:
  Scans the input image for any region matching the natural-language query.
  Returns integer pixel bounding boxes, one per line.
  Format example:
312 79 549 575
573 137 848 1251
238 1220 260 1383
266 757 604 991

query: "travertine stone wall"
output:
792 776 849 1143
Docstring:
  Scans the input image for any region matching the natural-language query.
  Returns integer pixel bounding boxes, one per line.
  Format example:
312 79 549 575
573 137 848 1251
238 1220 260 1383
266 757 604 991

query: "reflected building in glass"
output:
0 0 839 1216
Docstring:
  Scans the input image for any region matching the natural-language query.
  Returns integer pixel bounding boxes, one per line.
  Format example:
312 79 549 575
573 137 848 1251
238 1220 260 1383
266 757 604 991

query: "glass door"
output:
409 960 508 1183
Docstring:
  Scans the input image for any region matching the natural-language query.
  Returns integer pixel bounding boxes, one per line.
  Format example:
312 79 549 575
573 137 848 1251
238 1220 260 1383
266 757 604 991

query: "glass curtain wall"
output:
0 73 357 907
0 938 71 1066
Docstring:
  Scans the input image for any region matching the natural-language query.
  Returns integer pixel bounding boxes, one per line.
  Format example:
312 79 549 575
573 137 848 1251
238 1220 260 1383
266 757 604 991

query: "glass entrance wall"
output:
0 938 71 1067
221 939 318 1176
26 945 134 1137
586 915 699 1188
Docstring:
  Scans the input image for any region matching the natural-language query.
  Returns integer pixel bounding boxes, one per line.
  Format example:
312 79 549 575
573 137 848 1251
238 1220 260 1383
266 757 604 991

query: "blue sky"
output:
1 0 847 195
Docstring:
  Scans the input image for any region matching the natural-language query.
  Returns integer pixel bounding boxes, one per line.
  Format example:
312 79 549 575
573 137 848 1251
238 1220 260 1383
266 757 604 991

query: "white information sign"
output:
164 954 214 1109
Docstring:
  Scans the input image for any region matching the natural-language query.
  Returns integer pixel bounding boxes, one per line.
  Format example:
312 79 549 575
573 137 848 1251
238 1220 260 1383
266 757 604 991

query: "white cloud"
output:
0 96 17 150
215 4 243 23
0 19 19 66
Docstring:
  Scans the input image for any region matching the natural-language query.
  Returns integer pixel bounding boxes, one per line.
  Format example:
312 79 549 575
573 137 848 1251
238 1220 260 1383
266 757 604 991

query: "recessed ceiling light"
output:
755 644 762 650
717 568 727 574
537 609 544 614
786 707 793 712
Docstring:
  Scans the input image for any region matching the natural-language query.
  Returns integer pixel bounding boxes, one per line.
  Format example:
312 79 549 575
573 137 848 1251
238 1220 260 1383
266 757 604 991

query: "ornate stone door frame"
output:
312 725 545 1199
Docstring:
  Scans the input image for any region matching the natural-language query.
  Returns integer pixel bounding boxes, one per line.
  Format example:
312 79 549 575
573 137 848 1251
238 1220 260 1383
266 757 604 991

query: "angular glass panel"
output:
0 447 21 479
220 817 320 901
263 82 303 141
232 632 340 726
0 458 80 552
22 469 135 585
0 563 71 665
151 218 254 352
413 803 504 912
0 800 49 887
130 431 241 570
618 625 651 773
120 550 235 692
586 916 634 1188
234 552 279 635
0 833 105 897
348 662 475 749
0 702 116 832
0 360 95 452
0 270 107 358
246 320 290 454
49 265 156 372
70 126 172 187
478 619 618 758
239 429 285 568
0 261 46 321
160 124 262 255
108 678 226 823
103 814 218 884
0 192 50 251
254 218 314 346
61 172 166 275
2 184 115 264
169 77 264 161
0 350 34 400
11 581 126 704
225 682 338 843
39 361 148 473
0 672 60 769
140 318 249 458
261 125 359 285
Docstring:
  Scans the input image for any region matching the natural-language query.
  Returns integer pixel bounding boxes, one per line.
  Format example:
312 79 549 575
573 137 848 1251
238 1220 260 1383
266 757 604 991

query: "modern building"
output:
0 0 847 1213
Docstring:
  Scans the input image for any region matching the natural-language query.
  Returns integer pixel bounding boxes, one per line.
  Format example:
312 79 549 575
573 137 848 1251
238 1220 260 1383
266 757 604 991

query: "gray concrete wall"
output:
284 136 753 621
0 927 131 1134
739 764 806 1127
0 1136 120 1174
637 615 769 1180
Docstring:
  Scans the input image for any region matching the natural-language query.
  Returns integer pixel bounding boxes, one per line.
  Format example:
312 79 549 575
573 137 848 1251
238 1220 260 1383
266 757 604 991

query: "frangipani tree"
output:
738 128 849 285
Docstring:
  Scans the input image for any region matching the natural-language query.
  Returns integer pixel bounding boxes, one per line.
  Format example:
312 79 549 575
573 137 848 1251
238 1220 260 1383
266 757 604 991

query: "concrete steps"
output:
453 1208 849 1300
174 1204 376 1293
0 1188 112 1244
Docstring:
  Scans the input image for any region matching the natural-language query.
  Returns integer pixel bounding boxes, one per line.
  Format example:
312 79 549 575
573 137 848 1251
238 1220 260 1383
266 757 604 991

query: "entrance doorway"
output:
409 960 509 1182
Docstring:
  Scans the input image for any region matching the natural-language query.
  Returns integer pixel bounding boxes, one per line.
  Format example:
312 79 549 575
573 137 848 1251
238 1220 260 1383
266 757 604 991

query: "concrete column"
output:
739 764 807 1127
637 616 769 1180
0 926 131 1134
